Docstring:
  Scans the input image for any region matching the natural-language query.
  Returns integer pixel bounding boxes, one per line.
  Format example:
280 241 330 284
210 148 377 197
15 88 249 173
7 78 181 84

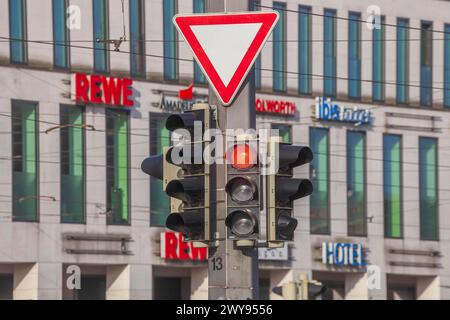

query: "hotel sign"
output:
315 97 371 125
322 242 367 267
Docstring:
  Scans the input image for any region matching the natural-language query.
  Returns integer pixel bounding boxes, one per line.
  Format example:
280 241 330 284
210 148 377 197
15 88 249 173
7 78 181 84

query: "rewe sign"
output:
71 73 134 107
160 232 208 261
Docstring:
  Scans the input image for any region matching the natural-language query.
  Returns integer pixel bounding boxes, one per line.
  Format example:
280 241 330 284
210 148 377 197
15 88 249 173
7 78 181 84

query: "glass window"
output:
9 0 27 64
252 0 261 90
396 18 409 104
298 5 311 95
93 0 109 73
310 127 329 234
383 134 402 238
372 16 385 102
271 123 292 143
130 0 146 77
150 113 171 226
193 0 206 84
53 0 70 69
12 100 38 222
106 110 130 225
323 9 336 97
348 12 361 100
163 0 178 81
444 24 450 107
445 24 450 108
273 2 286 92
347 131 366 236
60 105 85 224
419 137 438 240
420 22 433 107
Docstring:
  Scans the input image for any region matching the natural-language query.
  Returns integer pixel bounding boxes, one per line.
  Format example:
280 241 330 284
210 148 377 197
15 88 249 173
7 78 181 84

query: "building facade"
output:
0 0 450 300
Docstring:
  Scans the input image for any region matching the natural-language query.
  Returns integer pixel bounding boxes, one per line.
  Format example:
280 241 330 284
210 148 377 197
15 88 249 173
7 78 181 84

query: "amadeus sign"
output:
322 242 367 267
315 97 372 125
151 89 208 113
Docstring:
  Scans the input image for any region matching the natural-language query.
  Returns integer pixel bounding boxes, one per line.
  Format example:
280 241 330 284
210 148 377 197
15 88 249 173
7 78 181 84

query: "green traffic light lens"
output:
228 211 256 237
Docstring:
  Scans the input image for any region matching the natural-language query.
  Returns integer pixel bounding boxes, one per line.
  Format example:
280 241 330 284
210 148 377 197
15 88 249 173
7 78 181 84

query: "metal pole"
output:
206 0 259 300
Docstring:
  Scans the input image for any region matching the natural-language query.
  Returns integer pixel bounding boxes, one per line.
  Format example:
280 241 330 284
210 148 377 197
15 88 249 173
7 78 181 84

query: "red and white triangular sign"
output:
174 11 279 106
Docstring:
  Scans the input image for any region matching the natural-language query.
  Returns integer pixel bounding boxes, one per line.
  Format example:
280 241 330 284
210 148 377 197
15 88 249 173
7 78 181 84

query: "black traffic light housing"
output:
141 103 214 243
225 137 260 243
267 138 313 243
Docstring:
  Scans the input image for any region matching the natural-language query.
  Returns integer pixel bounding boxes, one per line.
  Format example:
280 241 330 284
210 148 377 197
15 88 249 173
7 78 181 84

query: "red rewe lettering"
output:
190 244 208 261
121 78 134 107
102 76 123 105
89 75 103 104
164 232 178 260
75 74 89 103
177 233 190 261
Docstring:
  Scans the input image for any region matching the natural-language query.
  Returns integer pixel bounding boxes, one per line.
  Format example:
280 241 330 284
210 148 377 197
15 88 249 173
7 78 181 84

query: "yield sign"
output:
174 11 279 106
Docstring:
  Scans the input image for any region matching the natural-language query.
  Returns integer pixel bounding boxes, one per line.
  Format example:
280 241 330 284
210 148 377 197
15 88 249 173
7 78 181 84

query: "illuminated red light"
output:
229 144 257 170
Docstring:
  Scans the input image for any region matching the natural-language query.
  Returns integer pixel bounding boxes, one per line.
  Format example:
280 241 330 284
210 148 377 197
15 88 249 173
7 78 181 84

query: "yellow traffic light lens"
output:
226 177 257 203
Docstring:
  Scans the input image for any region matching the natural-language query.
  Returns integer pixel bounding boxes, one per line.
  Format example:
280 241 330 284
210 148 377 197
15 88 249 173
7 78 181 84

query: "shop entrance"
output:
152 266 192 300
0 274 13 300
387 274 417 300
77 275 106 300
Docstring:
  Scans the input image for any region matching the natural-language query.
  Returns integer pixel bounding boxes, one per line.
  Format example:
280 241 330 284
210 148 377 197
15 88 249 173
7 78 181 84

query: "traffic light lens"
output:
229 144 257 170
226 177 257 203
227 211 256 236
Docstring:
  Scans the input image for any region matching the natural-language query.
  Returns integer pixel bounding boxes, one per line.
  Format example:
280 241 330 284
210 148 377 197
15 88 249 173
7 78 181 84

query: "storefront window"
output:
347 131 366 236
12 100 38 222
310 127 329 234
106 110 130 225
60 105 85 224
419 137 438 240
383 134 402 238
150 113 171 226
271 123 292 143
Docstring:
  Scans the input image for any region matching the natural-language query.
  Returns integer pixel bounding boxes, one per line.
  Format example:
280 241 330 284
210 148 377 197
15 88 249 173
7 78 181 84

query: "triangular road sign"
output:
174 11 279 106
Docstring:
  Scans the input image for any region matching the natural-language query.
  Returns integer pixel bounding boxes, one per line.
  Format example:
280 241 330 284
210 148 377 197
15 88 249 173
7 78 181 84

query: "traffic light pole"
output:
206 0 259 301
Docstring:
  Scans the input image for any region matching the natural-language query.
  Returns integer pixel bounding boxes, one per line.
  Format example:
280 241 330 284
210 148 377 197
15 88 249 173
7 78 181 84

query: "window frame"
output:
309 127 331 235
60 104 86 224
52 0 71 70
383 133 403 239
11 99 39 223
346 130 367 237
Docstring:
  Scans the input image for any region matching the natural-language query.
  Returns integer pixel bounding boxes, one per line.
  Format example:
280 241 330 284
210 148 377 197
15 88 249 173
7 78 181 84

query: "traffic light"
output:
225 136 260 242
267 138 313 243
272 277 327 300
141 103 214 242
